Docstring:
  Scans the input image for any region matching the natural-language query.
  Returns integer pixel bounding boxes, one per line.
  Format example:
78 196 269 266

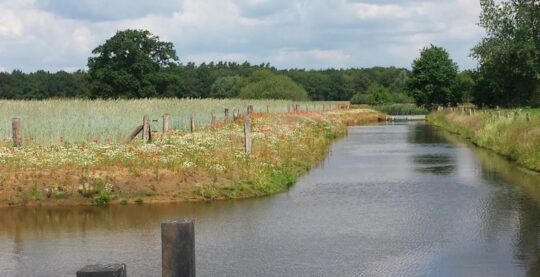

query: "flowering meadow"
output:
0 99 347 145
0 109 381 207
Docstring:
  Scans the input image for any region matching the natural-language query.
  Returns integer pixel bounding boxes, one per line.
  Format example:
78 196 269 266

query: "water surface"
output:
2 123 540 276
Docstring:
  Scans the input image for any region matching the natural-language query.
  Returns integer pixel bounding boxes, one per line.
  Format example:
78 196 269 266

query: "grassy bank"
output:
428 110 540 171
0 109 380 207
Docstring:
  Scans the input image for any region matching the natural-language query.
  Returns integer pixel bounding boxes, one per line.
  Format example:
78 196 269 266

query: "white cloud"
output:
0 0 485 71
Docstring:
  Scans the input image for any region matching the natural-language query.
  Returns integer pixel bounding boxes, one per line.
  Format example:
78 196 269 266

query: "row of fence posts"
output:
437 106 535 122
77 218 195 277
8 103 351 148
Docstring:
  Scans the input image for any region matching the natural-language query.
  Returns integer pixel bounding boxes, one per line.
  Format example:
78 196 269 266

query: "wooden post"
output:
77 264 126 277
210 111 216 127
162 219 195 277
287 105 291 113
124 125 144 143
526 113 531 121
224 108 229 122
244 116 252 155
162 114 170 133
233 109 239 121
247 105 253 114
12 118 22 148
143 115 150 143
266 105 269 113
190 114 195 133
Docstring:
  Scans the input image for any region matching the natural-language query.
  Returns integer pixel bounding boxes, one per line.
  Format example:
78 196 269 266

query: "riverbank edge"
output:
427 111 540 172
0 110 383 208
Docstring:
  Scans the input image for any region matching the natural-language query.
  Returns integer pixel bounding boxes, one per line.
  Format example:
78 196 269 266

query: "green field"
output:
0 99 346 145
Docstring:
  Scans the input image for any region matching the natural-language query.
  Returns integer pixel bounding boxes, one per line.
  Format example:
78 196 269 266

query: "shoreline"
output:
427 110 540 173
0 109 382 208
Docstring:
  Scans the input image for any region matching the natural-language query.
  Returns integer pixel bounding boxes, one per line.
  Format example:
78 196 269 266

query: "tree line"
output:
0 0 537 108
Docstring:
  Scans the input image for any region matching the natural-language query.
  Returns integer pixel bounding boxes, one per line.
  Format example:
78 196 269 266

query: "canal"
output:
1 123 540 276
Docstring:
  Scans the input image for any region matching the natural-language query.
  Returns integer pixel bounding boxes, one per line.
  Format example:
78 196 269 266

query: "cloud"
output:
35 0 183 21
0 0 484 72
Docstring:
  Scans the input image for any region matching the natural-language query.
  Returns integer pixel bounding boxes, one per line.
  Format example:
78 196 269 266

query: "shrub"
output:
239 70 309 101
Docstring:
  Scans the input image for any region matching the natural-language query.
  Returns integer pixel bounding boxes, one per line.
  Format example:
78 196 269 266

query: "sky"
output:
0 0 484 72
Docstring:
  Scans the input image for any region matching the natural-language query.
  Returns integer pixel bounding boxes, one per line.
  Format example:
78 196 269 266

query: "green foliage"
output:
239 70 309 101
351 84 412 105
407 45 461 108
210 75 245 98
373 104 428 115
87 29 179 98
93 191 111 206
471 0 540 108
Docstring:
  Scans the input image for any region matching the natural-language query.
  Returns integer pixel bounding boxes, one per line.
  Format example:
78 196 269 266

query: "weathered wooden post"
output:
526 113 531 121
162 114 170 134
210 111 216 127
322 104 326 112
76 264 126 277
162 219 195 277
295 104 299 112
12 118 22 148
143 115 150 143
287 105 291 113
224 108 230 121
244 115 252 155
190 114 195 133
233 109 239 121
247 105 254 114
266 105 269 113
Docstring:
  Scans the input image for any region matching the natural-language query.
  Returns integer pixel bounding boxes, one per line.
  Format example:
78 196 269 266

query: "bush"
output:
239 70 309 101
372 104 428 115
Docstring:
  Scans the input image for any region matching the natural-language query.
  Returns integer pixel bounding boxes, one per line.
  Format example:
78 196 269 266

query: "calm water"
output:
2 123 540 276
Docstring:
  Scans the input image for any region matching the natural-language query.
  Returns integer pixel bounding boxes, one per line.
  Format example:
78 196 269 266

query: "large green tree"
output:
88 29 179 98
239 70 309 101
472 0 540 107
407 45 460 108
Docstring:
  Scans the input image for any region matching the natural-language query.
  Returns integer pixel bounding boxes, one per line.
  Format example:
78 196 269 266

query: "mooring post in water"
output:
162 218 195 277
12 118 22 148
162 113 170 134
244 115 252 155
76 264 126 277
143 115 150 143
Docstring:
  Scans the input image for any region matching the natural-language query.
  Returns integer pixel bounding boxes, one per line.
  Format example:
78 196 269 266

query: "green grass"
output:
372 104 428 115
0 99 347 145
428 109 540 171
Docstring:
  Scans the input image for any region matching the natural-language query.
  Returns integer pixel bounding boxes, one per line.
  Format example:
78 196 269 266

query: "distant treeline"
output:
0 63 411 102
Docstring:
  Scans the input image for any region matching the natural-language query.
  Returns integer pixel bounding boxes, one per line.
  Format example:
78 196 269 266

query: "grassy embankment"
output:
428 109 540 171
0 108 381 207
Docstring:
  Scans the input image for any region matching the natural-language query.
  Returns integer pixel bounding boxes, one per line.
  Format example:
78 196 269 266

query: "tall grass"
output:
428 109 540 171
0 99 346 144
372 104 428 115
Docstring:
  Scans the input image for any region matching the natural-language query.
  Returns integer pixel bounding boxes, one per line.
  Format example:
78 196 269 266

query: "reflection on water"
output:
1 123 540 276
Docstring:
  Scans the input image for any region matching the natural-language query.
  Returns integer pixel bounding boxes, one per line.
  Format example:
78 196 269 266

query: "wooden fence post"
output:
162 219 195 277
526 113 531 121
266 105 269 113
12 118 22 148
211 112 216 127
143 115 150 143
162 114 170 134
247 105 253 114
190 114 195 133
76 264 126 277
233 109 239 121
224 108 229 122
244 116 252 155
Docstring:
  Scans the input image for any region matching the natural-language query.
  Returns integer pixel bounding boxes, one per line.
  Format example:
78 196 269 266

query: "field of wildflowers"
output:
0 99 347 145
0 109 381 207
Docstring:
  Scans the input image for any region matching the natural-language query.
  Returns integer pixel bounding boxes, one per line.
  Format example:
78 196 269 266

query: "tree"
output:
350 84 392 105
471 0 540 107
88 29 179 98
210 76 245 98
239 70 309 101
407 45 460 108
